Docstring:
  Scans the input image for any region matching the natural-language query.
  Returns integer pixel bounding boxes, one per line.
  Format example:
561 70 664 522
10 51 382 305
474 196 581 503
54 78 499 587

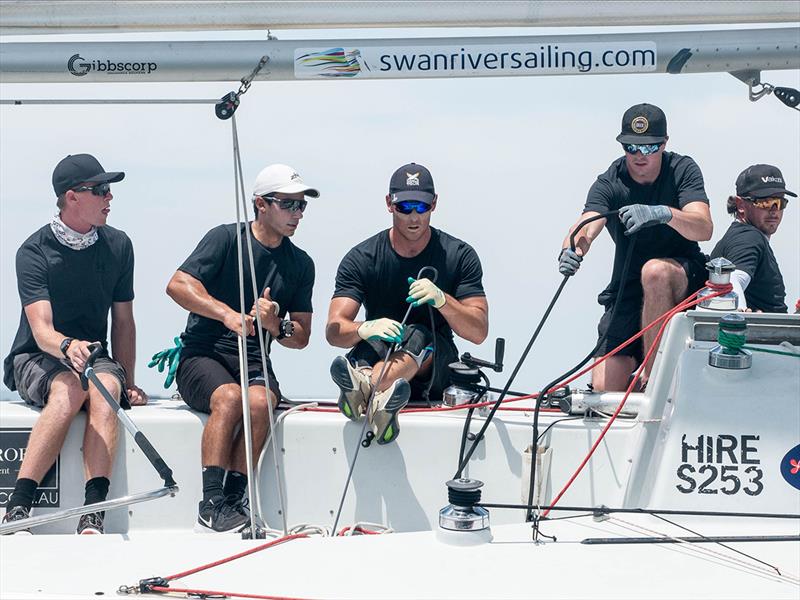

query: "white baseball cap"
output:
252 164 320 198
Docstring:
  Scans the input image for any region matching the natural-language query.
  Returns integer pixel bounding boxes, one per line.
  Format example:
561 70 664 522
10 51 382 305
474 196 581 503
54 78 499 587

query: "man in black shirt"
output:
167 163 318 533
2 153 147 535
327 163 488 445
710 164 794 313
558 104 713 391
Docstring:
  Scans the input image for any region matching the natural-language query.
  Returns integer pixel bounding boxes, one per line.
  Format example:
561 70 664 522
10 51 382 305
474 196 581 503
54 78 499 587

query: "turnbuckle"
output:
118 576 169 595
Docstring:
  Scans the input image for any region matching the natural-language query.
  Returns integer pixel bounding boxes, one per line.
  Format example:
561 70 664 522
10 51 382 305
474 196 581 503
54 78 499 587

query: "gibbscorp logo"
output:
68 53 158 77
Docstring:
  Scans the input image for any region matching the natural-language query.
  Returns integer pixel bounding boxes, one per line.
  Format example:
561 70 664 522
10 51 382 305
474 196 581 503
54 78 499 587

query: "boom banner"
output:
1 29 798 83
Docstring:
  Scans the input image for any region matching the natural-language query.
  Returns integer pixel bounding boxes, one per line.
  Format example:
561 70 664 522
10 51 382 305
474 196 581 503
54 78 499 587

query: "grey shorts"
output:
12 352 129 410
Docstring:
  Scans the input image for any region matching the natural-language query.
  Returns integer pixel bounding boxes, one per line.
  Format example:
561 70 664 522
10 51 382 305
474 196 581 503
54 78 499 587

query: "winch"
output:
698 257 738 311
443 338 505 407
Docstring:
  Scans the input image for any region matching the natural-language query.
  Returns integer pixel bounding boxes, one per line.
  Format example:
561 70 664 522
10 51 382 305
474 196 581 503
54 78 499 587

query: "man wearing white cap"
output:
166 164 318 533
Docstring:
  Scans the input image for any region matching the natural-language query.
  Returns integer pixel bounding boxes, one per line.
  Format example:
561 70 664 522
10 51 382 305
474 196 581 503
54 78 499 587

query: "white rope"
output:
230 113 288 536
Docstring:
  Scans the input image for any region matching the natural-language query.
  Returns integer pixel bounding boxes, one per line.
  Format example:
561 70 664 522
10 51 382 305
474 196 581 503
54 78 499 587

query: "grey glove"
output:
618 204 672 235
558 248 583 276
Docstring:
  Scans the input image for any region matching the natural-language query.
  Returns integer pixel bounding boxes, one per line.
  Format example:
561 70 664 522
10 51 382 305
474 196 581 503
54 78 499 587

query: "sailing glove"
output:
619 204 672 235
406 277 446 309
358 318 405 343
558 248 583 276
148 336 183 389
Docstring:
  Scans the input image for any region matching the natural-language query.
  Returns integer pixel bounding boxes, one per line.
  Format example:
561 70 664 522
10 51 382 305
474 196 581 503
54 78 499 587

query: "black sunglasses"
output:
72 183 111 197
264 196 308 213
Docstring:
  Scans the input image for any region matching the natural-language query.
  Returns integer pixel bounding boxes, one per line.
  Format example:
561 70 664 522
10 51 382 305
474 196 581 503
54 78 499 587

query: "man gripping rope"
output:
166 164 318 533
326 163 488 445
710 164 794 313
559 103 713 391
2 154 147 535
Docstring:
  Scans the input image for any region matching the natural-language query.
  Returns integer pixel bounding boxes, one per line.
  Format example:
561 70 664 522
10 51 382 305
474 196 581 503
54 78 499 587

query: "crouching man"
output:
167 164 318 533
2 154 147 535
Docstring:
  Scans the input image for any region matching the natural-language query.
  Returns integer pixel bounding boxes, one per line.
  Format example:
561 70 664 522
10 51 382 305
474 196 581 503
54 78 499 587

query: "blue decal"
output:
780 444 800 491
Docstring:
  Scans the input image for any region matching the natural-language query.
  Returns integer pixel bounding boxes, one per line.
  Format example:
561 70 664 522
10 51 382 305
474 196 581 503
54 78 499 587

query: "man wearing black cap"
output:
327 163 488 445
558 103 713 391
710 164 794 313
2 154 147 535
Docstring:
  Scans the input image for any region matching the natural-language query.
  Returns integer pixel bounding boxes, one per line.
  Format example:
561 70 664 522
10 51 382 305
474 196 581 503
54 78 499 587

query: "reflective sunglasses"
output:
394 200 432 214
744 196 788 211
265 196 308 213
72 182 111 197
622 143 663 156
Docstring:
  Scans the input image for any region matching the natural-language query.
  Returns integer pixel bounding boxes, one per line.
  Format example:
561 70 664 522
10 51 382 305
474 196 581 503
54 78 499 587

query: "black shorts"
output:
176 351 280 414
12 351 129 409
594 256 707 361
347 324 457 403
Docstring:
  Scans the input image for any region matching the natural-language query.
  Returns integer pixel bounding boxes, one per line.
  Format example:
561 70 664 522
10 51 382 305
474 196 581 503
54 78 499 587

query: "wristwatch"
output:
60 337 74 357
276 320 294 340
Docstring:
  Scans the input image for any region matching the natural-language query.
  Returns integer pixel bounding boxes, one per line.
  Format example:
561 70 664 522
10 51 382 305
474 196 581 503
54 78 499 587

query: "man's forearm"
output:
167 275 234 324
439 297 488 344
666 207 713 241
111 319 137 386
325 320 363 348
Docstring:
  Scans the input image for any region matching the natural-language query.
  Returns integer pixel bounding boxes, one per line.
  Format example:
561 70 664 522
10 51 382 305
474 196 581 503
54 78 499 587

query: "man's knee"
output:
641 259 682 291
46 372 88 417
209 385 244 418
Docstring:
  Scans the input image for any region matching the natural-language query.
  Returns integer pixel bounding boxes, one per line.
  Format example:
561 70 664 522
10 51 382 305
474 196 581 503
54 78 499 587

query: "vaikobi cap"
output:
389 162 436 204
616 103 668 145
736 164 797 198
52 154 125 196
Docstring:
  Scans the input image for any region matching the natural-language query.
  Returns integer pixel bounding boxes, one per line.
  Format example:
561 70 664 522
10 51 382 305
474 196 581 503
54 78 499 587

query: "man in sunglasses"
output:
710 164 794 313
558 103 713 391
3 154 147 535
166 163 318 533
327 163 488 445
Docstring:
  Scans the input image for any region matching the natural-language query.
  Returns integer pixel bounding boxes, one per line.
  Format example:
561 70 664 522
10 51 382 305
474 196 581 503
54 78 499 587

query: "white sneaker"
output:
331 356 373 421
370 378 410 445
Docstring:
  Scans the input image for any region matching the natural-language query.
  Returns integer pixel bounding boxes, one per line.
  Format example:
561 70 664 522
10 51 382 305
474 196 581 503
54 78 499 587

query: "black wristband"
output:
60 337 74 357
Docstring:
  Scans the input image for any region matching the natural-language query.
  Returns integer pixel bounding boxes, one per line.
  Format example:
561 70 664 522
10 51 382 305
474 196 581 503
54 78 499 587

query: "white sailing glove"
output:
357 318 405 343
406 277 446 309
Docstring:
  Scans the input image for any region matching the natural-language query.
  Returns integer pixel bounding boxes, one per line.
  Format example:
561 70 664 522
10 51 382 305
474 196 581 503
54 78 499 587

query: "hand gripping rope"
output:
331 266 439 534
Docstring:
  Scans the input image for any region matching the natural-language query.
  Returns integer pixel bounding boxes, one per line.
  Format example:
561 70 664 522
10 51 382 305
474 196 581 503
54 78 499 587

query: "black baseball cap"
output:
616 103 668 145
52 154 125 196
389 162 435 204
736 164 797 199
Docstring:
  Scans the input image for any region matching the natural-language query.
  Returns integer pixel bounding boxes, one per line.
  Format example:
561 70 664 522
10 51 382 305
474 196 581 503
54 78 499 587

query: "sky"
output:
1 24 798 401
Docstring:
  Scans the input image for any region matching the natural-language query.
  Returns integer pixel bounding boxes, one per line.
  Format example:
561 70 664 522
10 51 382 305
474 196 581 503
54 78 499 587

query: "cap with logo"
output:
736 164 797 199
253 164 320 198
389 162 436 204
52 154 125 196
616 103 668 145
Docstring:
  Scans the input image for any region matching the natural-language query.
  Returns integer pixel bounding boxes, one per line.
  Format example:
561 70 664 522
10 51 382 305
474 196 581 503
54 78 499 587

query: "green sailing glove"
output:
148 336 183 389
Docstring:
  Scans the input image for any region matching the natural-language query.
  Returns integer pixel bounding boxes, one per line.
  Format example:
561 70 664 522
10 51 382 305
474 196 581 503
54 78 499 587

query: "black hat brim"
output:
616 133 667 145
391 191 435 204
748 186 797 198
85 171 125 185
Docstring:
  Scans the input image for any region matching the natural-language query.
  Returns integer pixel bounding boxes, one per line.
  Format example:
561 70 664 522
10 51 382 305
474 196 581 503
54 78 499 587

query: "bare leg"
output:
202 383 245 469
229 386 278 474
370 352 432 393
82 372 121 480
18 372 87 482
640 258 689 382
591 355 637 392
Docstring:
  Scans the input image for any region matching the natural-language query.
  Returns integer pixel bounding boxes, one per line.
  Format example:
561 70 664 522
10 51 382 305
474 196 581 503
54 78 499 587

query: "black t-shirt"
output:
178 223 314 362
333 228 485 345
3 225 135 391
710 221 787 313
583 151 709 304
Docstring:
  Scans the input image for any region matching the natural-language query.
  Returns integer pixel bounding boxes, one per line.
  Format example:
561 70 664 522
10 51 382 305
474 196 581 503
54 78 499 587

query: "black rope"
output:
526 212 634 523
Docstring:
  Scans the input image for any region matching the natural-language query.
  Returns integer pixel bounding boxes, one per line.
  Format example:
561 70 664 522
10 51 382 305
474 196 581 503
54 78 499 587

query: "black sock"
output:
202 466 226 504
84 477 110 505
223 471 248 501
7 478 38 511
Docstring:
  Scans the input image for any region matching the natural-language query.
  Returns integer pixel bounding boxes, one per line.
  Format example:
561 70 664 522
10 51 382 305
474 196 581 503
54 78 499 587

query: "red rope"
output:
337 525 380 535
540 285 730 518
164 533 308 582
151 586 312 600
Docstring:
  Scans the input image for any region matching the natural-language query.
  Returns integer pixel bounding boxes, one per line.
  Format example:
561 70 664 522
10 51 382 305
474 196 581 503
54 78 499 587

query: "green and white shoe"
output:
331 356 373 421
371 378 410 445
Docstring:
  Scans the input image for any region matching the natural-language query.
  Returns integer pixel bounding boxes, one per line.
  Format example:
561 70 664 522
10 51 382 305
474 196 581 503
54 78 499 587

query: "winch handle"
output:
460 337 505 372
